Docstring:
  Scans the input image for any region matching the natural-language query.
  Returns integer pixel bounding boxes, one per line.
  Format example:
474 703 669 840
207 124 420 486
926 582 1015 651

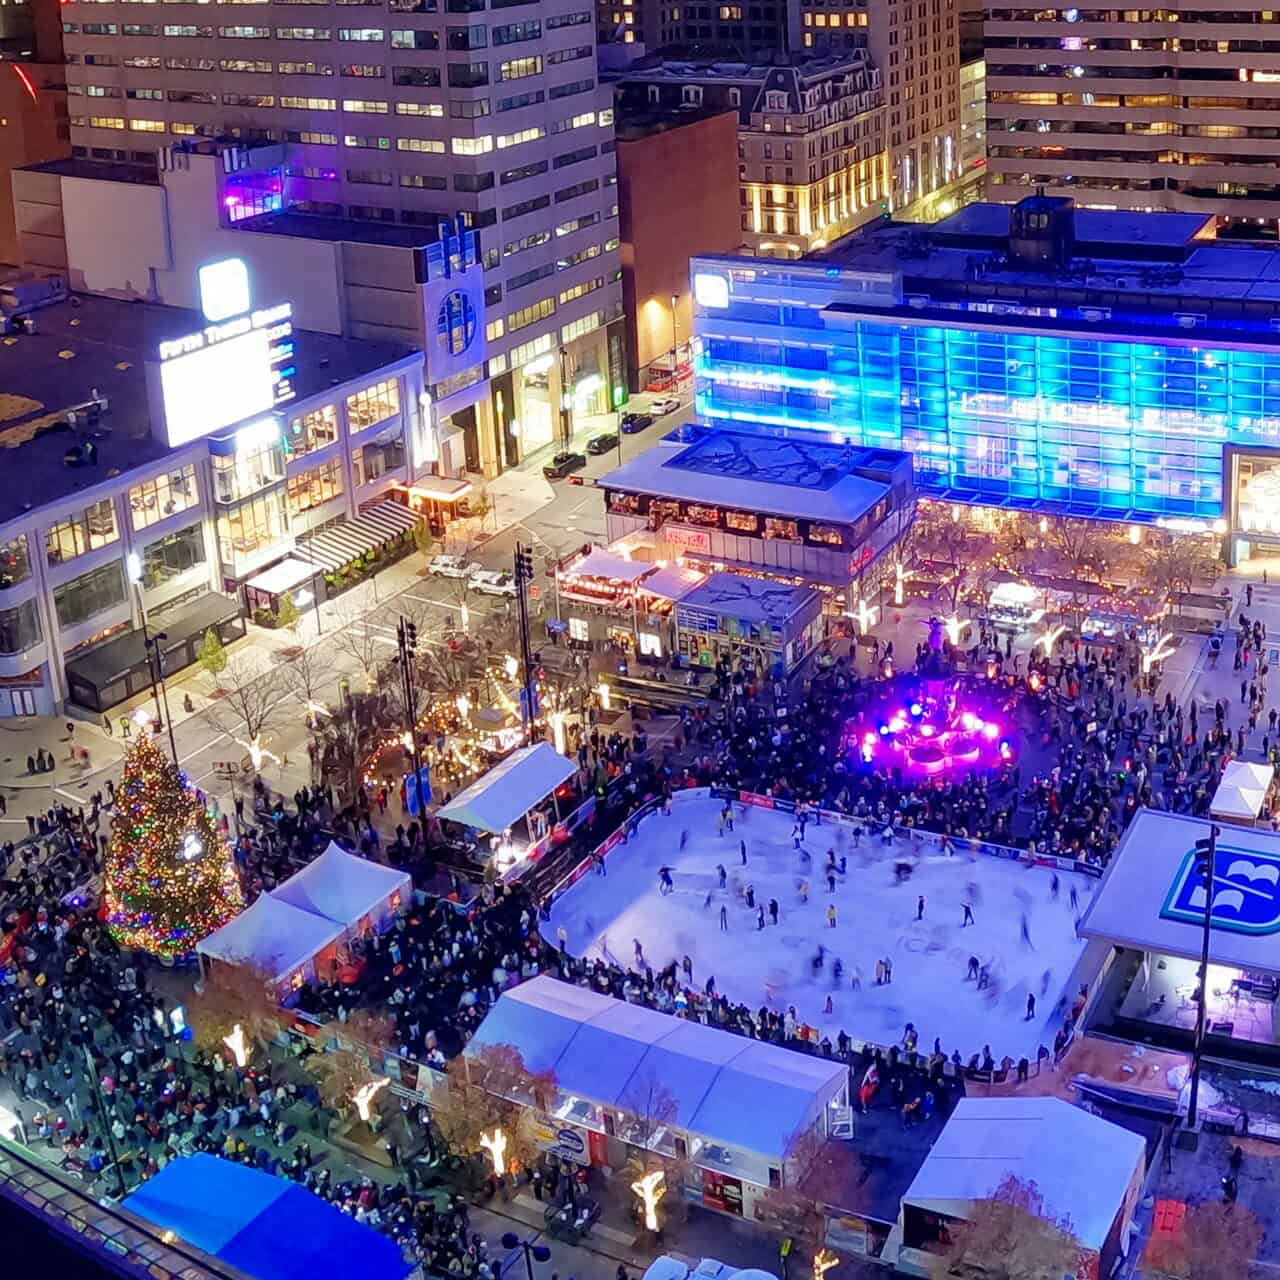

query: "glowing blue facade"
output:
690 253 1280 525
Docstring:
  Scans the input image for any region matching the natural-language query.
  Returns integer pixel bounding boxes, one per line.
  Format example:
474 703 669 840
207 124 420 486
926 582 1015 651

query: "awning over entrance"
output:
1079 807 1280 976
66 593 245 712
294 500 419 573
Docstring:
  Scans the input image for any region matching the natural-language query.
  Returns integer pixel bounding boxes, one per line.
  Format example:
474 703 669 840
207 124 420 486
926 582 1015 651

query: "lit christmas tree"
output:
104 733 244 959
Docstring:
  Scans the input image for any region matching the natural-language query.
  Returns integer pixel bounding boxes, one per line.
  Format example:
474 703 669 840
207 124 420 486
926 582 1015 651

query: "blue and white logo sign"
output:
1161 841 1280 935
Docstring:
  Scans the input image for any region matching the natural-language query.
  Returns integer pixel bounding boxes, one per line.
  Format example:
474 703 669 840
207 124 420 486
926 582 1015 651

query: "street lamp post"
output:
149 632 178 764
82 1046 127 1199
514 543 537 744
395 617 428 825
670 293 679 387
126 552 164 731
500 1231 551 1280
1186 823 1220 1136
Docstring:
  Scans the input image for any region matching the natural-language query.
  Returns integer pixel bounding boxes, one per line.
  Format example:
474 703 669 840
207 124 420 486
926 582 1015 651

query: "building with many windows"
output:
689 195 1280 560
613 54 887 258
24 0 626 476
0 271 426 717
984 2 1280 235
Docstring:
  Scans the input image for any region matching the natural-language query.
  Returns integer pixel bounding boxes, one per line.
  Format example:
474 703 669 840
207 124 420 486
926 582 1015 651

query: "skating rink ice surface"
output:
546 790 1096 1061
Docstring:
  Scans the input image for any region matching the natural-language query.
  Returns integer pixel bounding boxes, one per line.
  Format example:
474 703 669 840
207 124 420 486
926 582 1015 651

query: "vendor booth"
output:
889 1098 1145 1280
270 842 411 940
243 557 320 626
674 573 822 674
1080 808 1280 1062
124 1154 413 1280
1211 760 1276 828
465 975 848 1210
196 893 345 996
436 742 578 877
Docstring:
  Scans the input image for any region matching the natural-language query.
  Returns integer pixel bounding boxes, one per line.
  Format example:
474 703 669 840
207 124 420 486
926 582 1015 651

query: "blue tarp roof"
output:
124 1155 413 1280
466 976 847 1158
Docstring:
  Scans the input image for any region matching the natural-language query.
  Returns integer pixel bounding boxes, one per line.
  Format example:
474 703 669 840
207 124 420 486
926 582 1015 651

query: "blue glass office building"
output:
690 199 1280 547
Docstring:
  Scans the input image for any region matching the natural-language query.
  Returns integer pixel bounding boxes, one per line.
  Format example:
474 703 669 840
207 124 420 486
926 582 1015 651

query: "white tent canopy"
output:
270 843 411 936
466 975 847 1159
436 743 577 834
196 894 345 988
1211 760 1274 822
902 1097 1145 1253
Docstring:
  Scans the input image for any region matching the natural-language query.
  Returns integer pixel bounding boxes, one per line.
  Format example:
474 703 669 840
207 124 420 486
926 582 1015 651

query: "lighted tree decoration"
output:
104 734 244 959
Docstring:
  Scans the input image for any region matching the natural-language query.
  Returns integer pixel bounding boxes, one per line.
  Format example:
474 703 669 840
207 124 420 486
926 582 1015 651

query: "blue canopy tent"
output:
124 1155 413 1280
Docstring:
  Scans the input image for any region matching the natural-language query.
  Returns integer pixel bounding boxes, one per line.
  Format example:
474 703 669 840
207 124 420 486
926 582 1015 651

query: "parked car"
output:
620 413 653 434
648 396 680 416
470 569 517 598
427 553 480 580
586 431 618 455
543 450 587 479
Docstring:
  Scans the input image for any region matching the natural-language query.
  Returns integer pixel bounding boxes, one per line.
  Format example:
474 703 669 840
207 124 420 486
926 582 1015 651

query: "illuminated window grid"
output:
693 279 1280 520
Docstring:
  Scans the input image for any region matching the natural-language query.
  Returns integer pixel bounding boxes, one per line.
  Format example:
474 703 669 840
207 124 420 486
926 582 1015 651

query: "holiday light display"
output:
847 675 1017 779
103 734 244 959
480 1127 508 1177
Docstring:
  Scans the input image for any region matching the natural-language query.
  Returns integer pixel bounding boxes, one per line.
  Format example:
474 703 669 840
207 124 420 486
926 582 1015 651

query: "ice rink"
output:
545 790 1096 1061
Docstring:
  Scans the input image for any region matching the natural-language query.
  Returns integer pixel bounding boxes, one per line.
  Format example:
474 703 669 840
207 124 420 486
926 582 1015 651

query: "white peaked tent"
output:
436 742 577 835
196 894 345 994
1211 760 1274 826
270 842 411 939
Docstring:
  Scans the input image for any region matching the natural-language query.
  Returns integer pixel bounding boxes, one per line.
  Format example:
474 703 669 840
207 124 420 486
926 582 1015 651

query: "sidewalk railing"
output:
0 1133 240 1280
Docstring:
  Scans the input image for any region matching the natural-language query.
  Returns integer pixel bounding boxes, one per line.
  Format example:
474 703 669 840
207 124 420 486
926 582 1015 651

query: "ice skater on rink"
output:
547 790 1093 1061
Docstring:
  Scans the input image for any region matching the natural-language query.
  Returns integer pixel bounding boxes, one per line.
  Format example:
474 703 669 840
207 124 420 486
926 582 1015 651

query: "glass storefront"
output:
45 498 120 565
212 441 286 504
287 458 345 516
514 353 556 457
352 424 406 487
346 378 401 432
0 534 31 591
691 255 1280 523
52 560 127 628
0 598 41 654
285 404 340 459
128 465 199 530
141 522 207 588
215 489 289 567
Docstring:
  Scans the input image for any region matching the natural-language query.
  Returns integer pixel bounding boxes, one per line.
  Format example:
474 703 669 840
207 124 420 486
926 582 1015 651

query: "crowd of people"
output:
0 592 1266 1271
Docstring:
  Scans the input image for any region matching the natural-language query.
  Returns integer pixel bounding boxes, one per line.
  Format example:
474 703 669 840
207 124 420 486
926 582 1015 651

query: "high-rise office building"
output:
598 0 959 223
614 54 886 258
48 0 624 475
0 0 69 263
984 4 1280 235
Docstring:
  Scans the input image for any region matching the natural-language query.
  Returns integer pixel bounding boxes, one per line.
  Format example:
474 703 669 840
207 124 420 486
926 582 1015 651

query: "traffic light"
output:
1193 836 1214 886
515 546 534 584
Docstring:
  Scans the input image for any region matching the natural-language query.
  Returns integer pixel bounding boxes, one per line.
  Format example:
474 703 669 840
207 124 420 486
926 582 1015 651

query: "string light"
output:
103 735 243 959
353 1076 389 1123
480 1128 508 1177
631 1170 665 1232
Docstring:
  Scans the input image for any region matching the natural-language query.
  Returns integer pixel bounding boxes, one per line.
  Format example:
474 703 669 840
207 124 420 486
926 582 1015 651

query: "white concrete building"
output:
22 0 627 476
984 2 1280 234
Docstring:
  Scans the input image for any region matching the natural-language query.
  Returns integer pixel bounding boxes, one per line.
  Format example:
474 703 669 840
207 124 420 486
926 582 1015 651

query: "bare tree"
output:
430 1044 554 1175
913 504 991 612
208 653 290 771
329 584 385 692
281 642 335 729
306 1009 395 1117
753 1127 854 1253
1143 534 1218 601
1144 1199 1264 1280
616 1071 689 1230
929 1173 1081 1280
188 960 283 1061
